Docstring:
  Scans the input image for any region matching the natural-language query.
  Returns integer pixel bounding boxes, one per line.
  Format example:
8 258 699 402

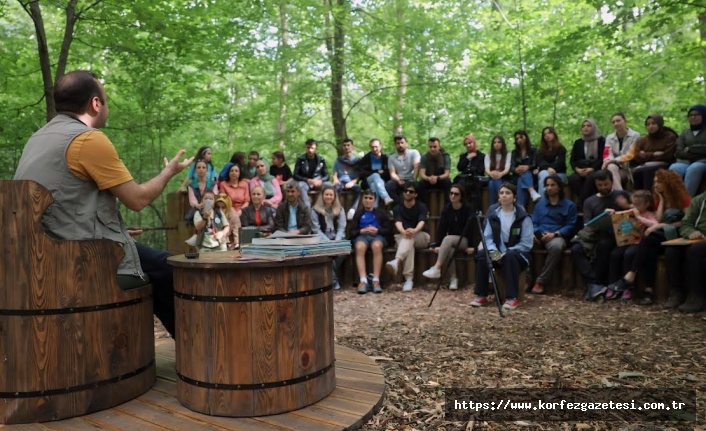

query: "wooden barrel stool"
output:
0 180 155 424
168 253 336 417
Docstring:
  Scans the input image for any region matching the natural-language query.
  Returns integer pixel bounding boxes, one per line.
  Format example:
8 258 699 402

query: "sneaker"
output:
422 266 441 279
384 196 395 206
449 278 458 290
531 282 544 294
621 289 633 301
585 283 607 301
503 298 520 310
607 278 630 293
385 259 399 275
357 282 368 294
638 289 654 306
402 280 413 292
333 281 341 290
372 281 383 293
470 295 488 307
347 208 356 221
604 288 618 300
530 189 542 202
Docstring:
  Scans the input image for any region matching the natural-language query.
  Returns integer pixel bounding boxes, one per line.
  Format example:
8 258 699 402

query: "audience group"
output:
182 105 706 311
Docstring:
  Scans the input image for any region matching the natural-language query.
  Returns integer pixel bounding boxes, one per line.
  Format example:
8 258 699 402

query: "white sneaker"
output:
384 196 394 206
422 267 441 279
402 280 413 291
385 259 399 275
530 189 542 202
347 208 356 221
449 278 458 290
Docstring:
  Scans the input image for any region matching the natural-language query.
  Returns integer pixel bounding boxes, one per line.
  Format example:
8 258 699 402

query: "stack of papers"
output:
240 231 351 261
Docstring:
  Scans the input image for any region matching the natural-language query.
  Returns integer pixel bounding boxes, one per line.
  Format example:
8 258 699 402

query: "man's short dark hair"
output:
362 189 376 198
342 138 353 145
394 135 406 143
543 174 565 199
248 150 259 158
593 169 612 183
272 151 285 162
428 137 440 144
285 182 299 190
54 70 104 114
305 138 317 146
403 180 418 193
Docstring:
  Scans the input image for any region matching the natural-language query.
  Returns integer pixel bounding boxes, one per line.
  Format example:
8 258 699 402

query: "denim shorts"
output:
354 234 387 248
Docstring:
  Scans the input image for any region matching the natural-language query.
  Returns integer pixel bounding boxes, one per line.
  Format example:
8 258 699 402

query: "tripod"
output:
427 209 504 317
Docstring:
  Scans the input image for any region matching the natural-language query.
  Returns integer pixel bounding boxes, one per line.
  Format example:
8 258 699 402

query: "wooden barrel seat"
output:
0 181 155 424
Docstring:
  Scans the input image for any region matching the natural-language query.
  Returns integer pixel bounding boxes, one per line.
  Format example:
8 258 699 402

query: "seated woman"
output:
619 114 677 191
669 104 706 196
605 169 690 305
601 113 641 190
454 134 486 212
219 162 250 218
311 185 347 290
185 159 218 222
510 130 541 207
470 182 533 310
484 135 511 206
535 126 568 196
180 146 217 191
193 191 230 252
350 190 391 294
604 190 658 301
240 185 276 234
568 118 606 208
422 184 475 290
249 159 282 214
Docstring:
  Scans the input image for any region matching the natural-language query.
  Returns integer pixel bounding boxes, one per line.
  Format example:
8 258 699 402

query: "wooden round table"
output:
168 252 336 417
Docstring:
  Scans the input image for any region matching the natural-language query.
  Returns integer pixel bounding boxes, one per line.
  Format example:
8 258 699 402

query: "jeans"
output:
488 178 503 206
136 243 175 339
669 161 706 196
335 182 361 212
297 180 333 208
366 173 391 207
537 171 568 196
515 170 535 208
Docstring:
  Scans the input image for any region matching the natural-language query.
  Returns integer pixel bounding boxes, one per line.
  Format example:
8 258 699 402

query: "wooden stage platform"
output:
4 339 385 431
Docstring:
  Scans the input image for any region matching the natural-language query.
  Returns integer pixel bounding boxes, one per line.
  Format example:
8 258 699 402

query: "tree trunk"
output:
24 0 55 121
514 0 527 130
277 0 290 150
22 0 80 121
393 0 406 136
324 0 347 147
700 12 706 95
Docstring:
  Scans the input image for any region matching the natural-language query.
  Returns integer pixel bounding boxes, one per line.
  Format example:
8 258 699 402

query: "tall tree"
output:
324 0 348 145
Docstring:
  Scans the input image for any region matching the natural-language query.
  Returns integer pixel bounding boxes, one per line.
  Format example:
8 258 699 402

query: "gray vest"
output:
14 114 144 279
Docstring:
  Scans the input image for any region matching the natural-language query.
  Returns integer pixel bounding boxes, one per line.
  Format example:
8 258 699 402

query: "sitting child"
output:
193 191 230 252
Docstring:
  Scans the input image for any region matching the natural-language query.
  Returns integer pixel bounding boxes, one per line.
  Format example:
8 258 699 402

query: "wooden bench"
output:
0 181 155 424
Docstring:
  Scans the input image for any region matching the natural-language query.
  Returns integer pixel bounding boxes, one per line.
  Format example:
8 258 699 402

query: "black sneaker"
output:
607 278 631 293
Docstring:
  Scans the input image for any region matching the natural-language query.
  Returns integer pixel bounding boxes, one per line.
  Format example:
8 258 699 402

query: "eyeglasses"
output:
404 189 417 194
449 191 461 196
688 113 702 118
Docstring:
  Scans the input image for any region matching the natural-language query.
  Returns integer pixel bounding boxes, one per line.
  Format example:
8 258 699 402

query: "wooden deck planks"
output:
1 343 384 431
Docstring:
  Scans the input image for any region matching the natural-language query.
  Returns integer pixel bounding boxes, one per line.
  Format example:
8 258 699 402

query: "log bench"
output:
0 181 155 424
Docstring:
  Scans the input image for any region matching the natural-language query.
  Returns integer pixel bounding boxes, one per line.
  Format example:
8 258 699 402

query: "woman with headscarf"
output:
248 159 282 212
568 118 606 208
454 134 486 211
619 114 677 191
669 104 706 196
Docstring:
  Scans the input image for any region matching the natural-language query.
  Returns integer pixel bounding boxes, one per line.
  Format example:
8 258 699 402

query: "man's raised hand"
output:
164 150 195 176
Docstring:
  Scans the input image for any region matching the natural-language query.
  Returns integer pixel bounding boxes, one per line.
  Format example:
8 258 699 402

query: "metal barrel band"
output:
0 296 150 316
174 284 332 303
0 360 155 398
175 361 335 390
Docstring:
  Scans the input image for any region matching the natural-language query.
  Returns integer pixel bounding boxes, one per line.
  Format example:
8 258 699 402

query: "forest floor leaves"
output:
333 282 706 431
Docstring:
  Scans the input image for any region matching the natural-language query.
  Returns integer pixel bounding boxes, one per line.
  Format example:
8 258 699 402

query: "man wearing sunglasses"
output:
386 181 430 291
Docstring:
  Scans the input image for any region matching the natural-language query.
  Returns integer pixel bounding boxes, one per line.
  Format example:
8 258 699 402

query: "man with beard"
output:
570 170 631 300
292 138 331 208
530 175 577 294
385 135 421 204
418 137 452 205
357 138 395 208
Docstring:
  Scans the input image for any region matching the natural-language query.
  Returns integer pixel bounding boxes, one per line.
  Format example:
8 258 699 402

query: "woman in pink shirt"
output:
219 162 250 216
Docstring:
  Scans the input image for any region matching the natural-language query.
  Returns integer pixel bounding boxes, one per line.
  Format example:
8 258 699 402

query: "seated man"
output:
385 135 421 204
570 170 631 300
275 182 313 234
357 138 394 207
332 138 361 220
350 190 391 294
385 181 430 291
292 138 331 208
418 137 452 205
663 189 706 312
530 175 577 294
13 70 192 339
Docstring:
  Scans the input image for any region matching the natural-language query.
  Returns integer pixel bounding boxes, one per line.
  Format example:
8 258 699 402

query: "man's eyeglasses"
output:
449 191 461 196
404 189 417 194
